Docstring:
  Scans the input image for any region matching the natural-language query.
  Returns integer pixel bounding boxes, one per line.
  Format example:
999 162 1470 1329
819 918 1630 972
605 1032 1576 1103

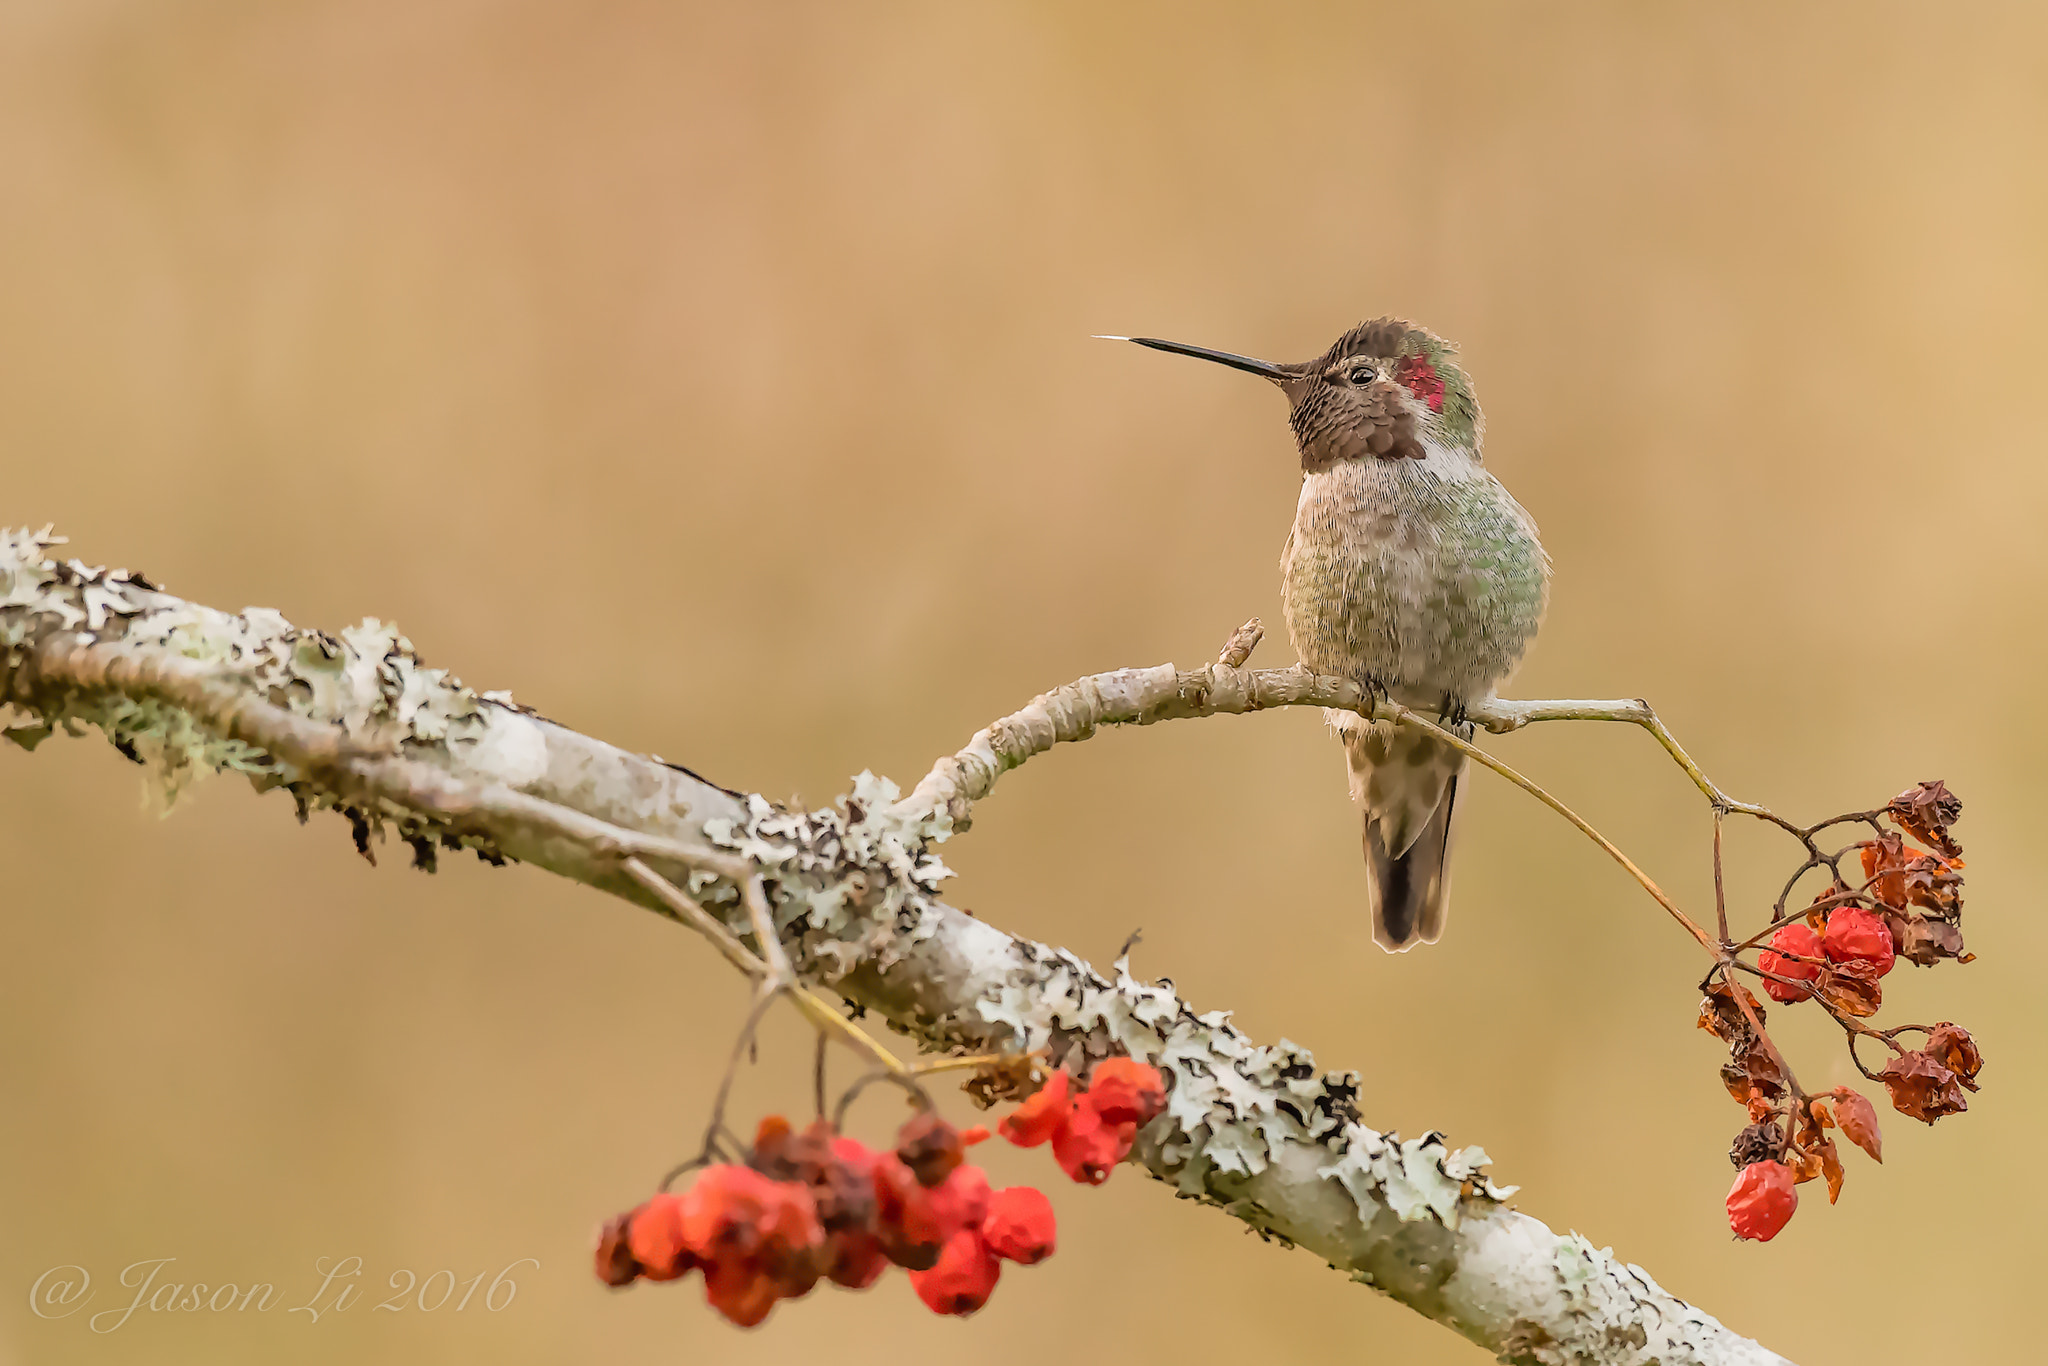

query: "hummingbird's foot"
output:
1437 694 1472 733
1360 676 1390 721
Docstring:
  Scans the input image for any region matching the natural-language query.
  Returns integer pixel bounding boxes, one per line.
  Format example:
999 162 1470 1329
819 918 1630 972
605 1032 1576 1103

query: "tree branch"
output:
0 529 1790 1365
896 628 1783 839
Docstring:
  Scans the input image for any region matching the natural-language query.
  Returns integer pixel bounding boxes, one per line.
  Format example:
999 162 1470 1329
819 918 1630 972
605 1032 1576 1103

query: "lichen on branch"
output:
0 528 1791 1365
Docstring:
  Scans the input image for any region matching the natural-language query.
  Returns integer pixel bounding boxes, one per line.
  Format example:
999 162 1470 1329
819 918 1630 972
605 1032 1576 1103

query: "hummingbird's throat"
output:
1394 353 1446 413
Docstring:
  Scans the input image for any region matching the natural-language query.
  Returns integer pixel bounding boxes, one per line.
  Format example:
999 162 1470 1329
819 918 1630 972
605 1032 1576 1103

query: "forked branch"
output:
3 529 1851 1365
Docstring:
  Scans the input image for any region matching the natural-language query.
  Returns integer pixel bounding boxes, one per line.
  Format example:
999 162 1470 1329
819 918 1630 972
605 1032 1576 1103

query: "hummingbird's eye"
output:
1347 365 1376 385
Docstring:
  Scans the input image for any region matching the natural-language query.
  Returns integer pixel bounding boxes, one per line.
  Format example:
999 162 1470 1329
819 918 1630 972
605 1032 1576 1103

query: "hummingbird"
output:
1109 320 1549 951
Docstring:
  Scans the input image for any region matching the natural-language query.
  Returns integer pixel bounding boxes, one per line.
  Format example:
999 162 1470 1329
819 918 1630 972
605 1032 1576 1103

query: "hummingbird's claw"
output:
1359 675 1389 720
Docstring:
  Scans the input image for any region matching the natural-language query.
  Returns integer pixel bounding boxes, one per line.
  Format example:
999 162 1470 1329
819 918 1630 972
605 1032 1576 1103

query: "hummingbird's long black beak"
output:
1095 335 1292 381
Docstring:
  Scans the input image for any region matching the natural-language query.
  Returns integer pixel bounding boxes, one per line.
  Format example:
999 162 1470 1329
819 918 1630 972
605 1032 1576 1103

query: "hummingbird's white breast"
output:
1280 437 1547 708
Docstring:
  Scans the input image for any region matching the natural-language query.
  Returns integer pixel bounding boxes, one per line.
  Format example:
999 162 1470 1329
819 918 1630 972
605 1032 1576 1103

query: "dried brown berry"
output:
1813 960 1883 1017
594 1210 642 1287
1924 1022 1983 1084
1885 911 1967 966
1727 1122 1786 1169
1878 1050 1970 1123
895 1111 966 1189
1861 833 1912 910
1887 780 1962 857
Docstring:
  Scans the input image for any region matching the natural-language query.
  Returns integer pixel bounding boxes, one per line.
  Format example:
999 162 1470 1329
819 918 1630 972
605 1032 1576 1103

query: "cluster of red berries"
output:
1756 902 1894 1006
595 1058 1168 1325
1708 783 1984 1242
1723 1084 1884 1241
1753 823 1965 1012
995 1058 1167 1184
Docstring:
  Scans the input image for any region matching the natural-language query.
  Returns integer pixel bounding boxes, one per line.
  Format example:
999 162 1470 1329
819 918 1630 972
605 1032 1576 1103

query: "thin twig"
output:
1378 701 1720 955
1216 617 1264 669
831 1066 933 1131
895 657 1810 927
1713 813 1730 945
741 874 794 979
813 1033 829 1120
908 1053 1015 1078
688 983 785 1178
623 856 765 977
624 858 907 1077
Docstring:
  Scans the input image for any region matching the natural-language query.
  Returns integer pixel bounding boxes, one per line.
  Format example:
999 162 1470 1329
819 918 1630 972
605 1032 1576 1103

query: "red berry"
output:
824 1228 890 1289
703 1256 781 1327
1758 924 1823 1003
929 1161 991 1230
872 1153 983 1269
998 1069 1072 1148
1726 1161 1798 1241
829 1134 876 1174
1822 906 1896 977
752 1114 795 1164
908 1229 1002 1316
959 1124 992 1146
1051 1094 1137 1185
981 1186 1057 1265
1086 1057 1167 1126
755 1181 826 1300
678 1167 774 1260
677 1165 823 1295
626 1193 694 1281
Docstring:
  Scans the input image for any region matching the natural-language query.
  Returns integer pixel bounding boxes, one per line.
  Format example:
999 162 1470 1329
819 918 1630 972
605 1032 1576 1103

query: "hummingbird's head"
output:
1108 317 1480 473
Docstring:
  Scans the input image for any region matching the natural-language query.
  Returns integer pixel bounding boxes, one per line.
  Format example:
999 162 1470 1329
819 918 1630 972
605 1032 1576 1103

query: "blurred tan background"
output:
3 3 2042 1362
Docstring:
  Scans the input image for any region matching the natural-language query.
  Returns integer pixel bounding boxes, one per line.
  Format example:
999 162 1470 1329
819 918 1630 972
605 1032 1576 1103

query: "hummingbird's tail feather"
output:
1363 774 1458 952
1342 721 1465 953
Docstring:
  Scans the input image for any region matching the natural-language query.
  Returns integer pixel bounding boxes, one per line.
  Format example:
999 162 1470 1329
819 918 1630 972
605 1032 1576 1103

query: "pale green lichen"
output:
0 526 513 865
696 771 955 976
693 764 1515 1238
5 524 1515 1267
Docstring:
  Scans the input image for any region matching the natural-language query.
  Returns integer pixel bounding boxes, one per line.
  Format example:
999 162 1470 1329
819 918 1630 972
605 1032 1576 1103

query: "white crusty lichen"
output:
968 941 1514 1224
3 527 1788 1362
696 771 957 975
0 526 514 862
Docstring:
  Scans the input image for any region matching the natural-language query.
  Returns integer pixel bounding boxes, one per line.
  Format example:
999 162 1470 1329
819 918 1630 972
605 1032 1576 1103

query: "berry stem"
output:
908 1053 1020 1078
623 856 909 1079
1719 962 1803 1102
1712 813 1730 945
